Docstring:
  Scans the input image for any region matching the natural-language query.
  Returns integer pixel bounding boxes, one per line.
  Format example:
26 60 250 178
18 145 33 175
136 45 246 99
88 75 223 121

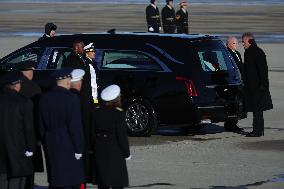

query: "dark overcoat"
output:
146 4 161 33
38 86 85 187
162 5 176 33
0 88 35 177
243 43 273 112
176 9 189 34
20 76 44 172
92 106 130 187
227 48 244 78
70 88 94 182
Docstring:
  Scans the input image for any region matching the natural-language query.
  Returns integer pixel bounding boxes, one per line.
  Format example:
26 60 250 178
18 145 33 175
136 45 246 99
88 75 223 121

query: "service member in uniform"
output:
38 69 85 189
224 37 244 132
146 0 162 33
162 0 176 33
18 60 44 189
92 85 131 189
70 69 95 186
38 22 57 40
0 71 35 189
242 32 273 137
176 1 189 34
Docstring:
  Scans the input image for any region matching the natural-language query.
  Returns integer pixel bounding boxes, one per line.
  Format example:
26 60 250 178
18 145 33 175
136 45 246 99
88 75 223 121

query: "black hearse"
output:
0 32 246 136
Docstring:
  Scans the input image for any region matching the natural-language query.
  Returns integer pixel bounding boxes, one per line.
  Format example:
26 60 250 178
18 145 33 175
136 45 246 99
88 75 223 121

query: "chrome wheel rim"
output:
125 102 150 132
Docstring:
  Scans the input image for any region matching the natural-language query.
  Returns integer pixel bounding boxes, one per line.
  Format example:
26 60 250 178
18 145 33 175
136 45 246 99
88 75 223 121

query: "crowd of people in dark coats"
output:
0 2 274 188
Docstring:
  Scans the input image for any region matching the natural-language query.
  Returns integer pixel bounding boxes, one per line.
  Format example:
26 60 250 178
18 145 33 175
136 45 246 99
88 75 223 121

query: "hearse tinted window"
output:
196 41 234 72
5 48 44 66
47 48 73 69
101 50 162 71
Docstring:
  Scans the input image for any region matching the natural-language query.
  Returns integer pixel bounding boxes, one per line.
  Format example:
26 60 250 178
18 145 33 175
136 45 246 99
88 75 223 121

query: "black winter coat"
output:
243 43 273 112
146 4 161 33
176 9 189 34
0 88 35 177
39 86 85 187
92 106 130 187
20 77 44 172
162 5 176 33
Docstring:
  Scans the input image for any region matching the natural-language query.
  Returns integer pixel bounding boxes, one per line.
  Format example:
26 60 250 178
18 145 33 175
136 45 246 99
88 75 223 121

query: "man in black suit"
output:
242 32 273 137
226 36 244 78
162 0 176 33
176 1 189 34
224 37 245 132
146 0 161 33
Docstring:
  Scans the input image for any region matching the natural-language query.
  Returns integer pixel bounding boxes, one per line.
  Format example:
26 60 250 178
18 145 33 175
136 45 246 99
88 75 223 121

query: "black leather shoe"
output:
245 132 261 137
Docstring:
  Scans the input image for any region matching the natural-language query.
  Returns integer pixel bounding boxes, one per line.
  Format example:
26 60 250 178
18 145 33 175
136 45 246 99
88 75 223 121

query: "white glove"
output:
125 155 132 161
75 153 82 160
25 151 33 157
149 27 154 32
159 27 162 31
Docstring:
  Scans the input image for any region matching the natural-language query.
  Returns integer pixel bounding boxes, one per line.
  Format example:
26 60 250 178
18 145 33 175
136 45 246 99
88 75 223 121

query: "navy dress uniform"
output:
162 0 176 33
38 69 85 188
176 1 189 34
0 71 36 189
92 85 131 189
146 0 161 33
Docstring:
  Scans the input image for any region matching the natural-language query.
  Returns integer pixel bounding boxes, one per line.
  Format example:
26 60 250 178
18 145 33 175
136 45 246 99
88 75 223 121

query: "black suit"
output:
146 4 161 33
162 5 176 33
243 43 273 135
227 48 244 78
176 9 189 34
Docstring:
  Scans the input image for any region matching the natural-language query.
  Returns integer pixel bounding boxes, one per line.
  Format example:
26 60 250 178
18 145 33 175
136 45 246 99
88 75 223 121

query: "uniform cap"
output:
52 68 72 80
71 69 85 82
101 84 121 102
84 43 95 52
0 71 23 87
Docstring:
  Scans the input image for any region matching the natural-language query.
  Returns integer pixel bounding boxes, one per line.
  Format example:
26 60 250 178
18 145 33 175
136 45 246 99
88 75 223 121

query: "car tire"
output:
125 98 157 137
224 119 238 130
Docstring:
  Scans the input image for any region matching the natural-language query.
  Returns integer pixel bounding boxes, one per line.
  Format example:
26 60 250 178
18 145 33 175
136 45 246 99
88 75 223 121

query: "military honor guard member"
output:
92 85 131 189
38 69 85 189
242 32 273 137
146 0 162 33
176 1 189 34
0 71 36 189
38 22 57 40
162 0 176 33
18 60 44 189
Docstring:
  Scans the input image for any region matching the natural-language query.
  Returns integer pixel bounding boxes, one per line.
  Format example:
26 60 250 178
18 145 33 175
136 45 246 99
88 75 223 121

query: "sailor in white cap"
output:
91 84 131 189
84 42 98 104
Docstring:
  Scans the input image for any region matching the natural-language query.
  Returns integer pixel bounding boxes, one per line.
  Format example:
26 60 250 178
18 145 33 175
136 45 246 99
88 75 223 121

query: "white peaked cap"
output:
84 43 94 50
71 69 85 82
101 84 121 102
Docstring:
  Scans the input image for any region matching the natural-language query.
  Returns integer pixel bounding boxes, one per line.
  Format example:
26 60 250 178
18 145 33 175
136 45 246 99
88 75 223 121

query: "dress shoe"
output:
245 132 262 137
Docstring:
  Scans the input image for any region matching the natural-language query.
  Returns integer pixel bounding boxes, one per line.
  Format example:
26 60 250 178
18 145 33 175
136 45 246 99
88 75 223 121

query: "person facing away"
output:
38 22 57 40
226 36 244 78
92 84 131 189
242 32 273 137
176 1 189 34
17 60 44 189
162 0 176 33
0 71 36 189
146 0 162 33
38 68 85 189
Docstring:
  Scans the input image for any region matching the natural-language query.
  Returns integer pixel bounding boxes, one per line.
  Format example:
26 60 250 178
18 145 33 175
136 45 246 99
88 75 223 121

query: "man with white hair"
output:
226 36 244 77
